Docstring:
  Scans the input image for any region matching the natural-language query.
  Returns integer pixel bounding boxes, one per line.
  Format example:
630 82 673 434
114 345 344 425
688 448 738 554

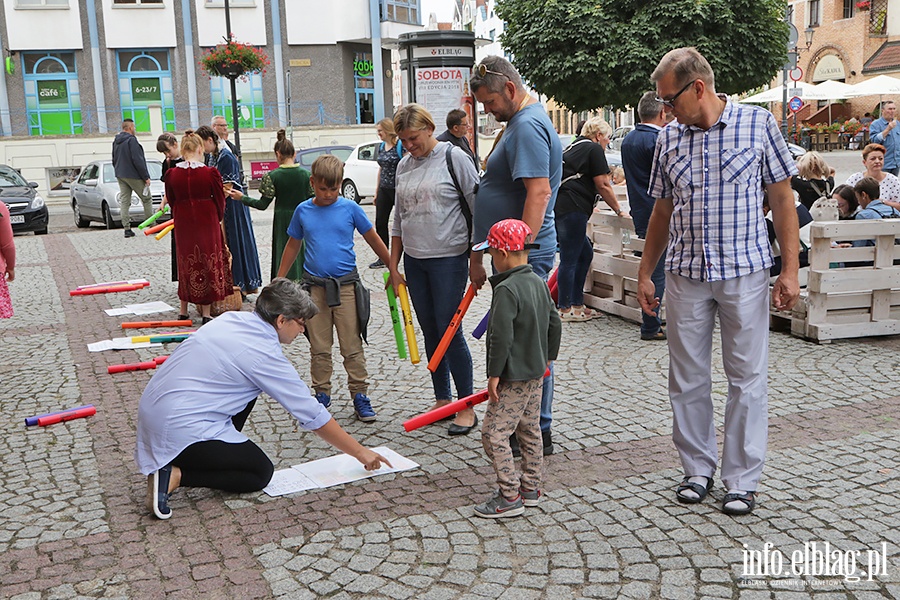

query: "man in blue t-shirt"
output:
277 155 391 423
470 55 563 456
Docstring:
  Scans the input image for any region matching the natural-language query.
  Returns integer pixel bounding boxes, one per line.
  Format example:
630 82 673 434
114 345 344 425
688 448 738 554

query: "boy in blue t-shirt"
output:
277 155 391 421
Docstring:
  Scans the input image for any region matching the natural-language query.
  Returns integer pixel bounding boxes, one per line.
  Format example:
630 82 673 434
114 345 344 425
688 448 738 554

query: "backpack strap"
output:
560 138 593 186
396 139 403 157
445 145 473 250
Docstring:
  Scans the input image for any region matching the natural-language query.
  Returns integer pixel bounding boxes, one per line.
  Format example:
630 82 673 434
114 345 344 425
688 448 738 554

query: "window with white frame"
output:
382 0 419 25
16 0 68 6
204 0 254 5
112 0 163 4
808 0 821 26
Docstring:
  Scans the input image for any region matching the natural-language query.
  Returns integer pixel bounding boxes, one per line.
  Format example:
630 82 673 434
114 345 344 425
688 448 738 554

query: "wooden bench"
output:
772 219 900 342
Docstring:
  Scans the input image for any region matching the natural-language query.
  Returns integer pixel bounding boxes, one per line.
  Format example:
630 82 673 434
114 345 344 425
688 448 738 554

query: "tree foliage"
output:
497 0 788 111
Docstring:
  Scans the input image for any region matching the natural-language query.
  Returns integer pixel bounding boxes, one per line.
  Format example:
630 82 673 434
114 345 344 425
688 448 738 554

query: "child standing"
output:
472 219 562 518
277 155 391 421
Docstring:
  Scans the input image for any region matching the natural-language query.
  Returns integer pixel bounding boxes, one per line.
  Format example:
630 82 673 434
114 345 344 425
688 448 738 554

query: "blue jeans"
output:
527 250 555 433
642 252 666 337
555 211 593 310
403 253 473 401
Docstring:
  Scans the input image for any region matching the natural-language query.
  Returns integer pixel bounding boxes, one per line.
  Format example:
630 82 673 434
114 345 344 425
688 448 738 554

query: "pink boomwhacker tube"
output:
37 406 96 427
107 360 158 374
70 284 144 296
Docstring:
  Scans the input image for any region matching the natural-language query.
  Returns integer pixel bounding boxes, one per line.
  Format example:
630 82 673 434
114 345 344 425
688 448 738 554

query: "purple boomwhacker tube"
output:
26 404 94 427
472 311 490 339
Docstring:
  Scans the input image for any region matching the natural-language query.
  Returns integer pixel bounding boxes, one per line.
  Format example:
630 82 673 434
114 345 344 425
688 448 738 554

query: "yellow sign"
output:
289 59 311 67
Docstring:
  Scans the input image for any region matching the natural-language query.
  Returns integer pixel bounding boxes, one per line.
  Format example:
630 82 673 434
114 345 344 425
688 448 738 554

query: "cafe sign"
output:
37 80 68 105
813 55 846 82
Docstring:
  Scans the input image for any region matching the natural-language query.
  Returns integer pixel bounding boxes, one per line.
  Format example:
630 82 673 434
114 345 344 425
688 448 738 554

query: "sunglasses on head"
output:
473 62 509 80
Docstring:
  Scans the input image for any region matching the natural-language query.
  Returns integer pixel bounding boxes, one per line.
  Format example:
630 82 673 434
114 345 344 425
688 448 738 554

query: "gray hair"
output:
636 91 664 122
211 115 227 125
254 278 319 326
651 47 715 90
470 55 523 94
581 117 612 139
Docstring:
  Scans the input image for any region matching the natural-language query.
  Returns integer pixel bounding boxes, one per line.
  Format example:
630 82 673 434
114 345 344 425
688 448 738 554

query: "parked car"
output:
340 141 381 203
606 126 634 152
0 165 48 235
70 160 164 229
787 142 807 161
295 145 353 169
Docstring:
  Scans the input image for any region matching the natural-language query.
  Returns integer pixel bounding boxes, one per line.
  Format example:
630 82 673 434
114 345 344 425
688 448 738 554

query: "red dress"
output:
164 163 233 304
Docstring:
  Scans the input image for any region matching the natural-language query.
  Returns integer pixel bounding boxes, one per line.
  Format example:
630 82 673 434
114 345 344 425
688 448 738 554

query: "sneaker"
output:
474 491 525 519
368 259 385 269
148 465 172 520
124 229 135 238
315 392 332 409
520 488 542 507
353 393 377 422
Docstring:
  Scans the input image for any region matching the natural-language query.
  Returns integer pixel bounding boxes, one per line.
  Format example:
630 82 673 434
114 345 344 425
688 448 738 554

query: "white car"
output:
340 141 381 204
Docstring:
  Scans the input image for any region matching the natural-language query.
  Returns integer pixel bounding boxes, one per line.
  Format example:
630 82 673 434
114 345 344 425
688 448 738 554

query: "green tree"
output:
497 0 788 111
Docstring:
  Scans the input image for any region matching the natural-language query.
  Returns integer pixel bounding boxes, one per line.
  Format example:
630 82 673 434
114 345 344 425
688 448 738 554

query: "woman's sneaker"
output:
148 465 172 520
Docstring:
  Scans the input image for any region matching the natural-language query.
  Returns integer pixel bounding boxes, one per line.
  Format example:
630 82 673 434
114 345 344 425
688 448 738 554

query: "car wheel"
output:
73 201 90 228
342 180 359 203
102 203 120 230
35 227 48 235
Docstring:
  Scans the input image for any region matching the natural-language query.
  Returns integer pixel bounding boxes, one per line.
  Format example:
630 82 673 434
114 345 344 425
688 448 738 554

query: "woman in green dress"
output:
227 129 311 282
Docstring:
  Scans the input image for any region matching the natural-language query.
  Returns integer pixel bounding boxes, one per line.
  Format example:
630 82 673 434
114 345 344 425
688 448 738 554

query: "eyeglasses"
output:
473 62 509 80
656 79 697 109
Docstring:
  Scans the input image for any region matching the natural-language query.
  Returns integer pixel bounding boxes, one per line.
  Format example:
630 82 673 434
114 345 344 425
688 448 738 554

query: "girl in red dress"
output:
163 131 233 323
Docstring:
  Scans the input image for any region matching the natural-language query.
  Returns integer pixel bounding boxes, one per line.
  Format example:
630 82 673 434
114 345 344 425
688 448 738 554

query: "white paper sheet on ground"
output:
262 468 321 497
87 338 163 352
262 447 419 497
105 301 175 317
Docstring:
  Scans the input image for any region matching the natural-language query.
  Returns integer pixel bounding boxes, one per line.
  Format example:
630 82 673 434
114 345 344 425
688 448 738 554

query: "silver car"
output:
70 160 164 228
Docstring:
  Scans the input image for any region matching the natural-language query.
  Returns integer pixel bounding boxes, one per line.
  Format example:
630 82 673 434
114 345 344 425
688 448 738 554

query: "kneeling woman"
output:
134 278 391 519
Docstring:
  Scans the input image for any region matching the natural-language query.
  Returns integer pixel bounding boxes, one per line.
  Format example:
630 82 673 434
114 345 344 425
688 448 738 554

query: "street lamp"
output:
804 26 815 50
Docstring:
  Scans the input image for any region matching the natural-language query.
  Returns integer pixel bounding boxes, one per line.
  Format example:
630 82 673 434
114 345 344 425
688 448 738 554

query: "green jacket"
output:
486 264 562 381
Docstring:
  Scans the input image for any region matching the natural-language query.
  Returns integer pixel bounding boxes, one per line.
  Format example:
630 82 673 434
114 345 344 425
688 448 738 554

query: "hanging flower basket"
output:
200 35 269 79
856 1 870 10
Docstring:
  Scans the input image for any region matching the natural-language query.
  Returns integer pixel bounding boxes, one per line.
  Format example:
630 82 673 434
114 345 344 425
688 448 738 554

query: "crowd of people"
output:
120 51 900 523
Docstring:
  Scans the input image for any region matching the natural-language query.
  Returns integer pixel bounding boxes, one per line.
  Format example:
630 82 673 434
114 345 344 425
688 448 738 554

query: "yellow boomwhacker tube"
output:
397 283 420 364
155 224 174 240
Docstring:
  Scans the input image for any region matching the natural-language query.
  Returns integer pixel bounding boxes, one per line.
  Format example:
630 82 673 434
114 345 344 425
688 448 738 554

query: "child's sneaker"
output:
473 491 525 518
353 393 377 422
520 488 542 507
315 392 332 409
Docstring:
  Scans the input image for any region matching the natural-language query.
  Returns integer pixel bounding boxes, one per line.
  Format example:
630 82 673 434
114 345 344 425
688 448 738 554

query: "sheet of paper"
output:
127 302 176 315
104 308 133 317
291 446 419 488
87 339 162 352
262 468 321 497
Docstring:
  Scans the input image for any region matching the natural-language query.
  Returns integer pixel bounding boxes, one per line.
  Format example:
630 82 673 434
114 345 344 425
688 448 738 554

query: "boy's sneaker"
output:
474 491 525 519
353 393 377 422
315 392 332 409
520 488 542 507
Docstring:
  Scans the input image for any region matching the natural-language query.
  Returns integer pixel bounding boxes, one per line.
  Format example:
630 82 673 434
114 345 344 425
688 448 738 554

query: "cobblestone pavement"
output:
3 203 900 599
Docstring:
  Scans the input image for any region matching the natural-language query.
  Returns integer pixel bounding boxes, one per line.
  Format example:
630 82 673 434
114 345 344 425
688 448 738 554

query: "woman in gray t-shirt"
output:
388 103 480 437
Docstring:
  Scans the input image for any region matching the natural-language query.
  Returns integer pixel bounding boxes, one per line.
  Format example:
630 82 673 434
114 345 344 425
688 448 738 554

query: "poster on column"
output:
415 67 477 155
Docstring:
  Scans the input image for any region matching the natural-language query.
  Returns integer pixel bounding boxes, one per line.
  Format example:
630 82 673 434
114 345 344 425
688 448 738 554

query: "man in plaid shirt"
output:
636 47 800 516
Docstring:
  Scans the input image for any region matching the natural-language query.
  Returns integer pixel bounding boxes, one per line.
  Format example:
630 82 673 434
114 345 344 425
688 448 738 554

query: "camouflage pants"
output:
481 377 543 499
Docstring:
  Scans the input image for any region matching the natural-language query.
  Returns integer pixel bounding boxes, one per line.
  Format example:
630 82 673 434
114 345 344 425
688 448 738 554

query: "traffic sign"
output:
789 96 804 113
789 66 803 81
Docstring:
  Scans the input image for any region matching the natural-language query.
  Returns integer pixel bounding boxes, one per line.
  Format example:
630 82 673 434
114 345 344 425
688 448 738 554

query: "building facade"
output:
0 0 423 138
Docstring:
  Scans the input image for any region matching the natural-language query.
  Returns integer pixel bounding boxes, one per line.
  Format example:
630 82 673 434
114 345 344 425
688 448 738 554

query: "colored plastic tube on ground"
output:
403 391 490 432
70 284 144 296
143 219 174 235
131 333 191 343
397 283 420 364
154 224 174 241
472 311 489 339
548 267 559 303
122 320 192 329
37 406 97 427
137 207 168 230
153 356 169 365
402 367 550 432
108 360 158 374
427 284 476 372
25 405 93 427
383 272 407 359
78 279 149 290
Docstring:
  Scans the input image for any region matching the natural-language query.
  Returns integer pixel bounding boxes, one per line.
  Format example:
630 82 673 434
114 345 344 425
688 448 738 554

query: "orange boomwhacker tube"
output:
427 284 476 372
143 219 174 235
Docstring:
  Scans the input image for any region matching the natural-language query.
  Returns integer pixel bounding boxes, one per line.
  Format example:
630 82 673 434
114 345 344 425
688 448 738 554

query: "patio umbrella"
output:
803 80 855 123
739 81 819 103
846 74 900 97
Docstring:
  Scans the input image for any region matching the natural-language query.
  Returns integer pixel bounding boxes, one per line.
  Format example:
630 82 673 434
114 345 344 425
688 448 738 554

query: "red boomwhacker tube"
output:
143 219 174 235
403 367 551 432
121 320 191 329
37 406 96 427
70 284 144 296
427 284 476 373
548 268 559 303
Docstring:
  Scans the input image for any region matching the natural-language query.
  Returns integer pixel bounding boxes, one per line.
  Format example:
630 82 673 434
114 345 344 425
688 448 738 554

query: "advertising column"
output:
399 31 478 163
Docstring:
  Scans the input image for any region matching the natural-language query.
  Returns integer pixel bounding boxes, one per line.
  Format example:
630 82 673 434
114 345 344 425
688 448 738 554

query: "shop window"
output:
210 74 265 130
117 50 175 132
23 52 81 136
354 52 375 124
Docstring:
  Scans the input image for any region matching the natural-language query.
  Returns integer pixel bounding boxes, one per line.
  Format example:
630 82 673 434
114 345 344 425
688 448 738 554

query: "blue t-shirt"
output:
474 103 563 255
285 197 373 278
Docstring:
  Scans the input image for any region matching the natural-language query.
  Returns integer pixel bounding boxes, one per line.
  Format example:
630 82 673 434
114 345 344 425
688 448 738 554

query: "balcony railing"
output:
866 0 888 35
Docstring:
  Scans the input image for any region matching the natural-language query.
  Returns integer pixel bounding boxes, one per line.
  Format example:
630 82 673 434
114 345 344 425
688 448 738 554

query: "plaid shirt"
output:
648 98 797 282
